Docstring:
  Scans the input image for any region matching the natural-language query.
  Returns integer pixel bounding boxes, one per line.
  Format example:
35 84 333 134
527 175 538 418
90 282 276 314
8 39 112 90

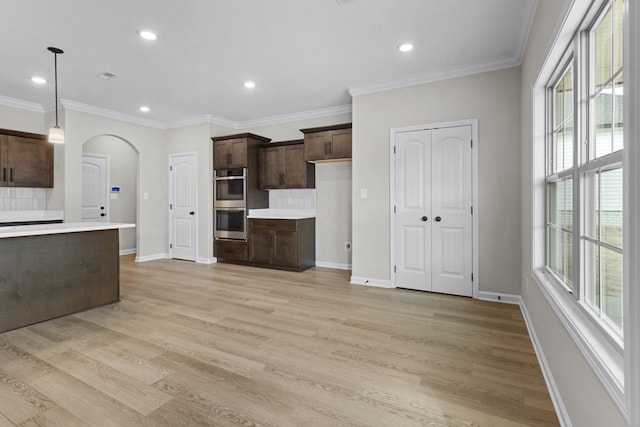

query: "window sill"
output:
532 268 626 415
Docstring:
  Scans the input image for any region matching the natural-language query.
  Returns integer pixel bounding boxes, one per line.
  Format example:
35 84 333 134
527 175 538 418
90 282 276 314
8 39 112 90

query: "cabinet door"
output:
283 145 307 188
249 229 274 263
304 133 329 161
0 136 7 186
9 136 53 187
260 146 283 189
329 129 352 159
229 139 248 168
273 231 298 267
213 141 231 169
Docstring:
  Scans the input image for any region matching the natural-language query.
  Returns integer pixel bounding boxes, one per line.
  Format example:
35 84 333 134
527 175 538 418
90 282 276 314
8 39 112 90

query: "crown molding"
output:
164 104 352 131
164 114 237 130
164 115 215 130
0 95 45 113
59 99 165 129
234 104 352 129
347 56 521 97
2 93 351 131
517 0 540 64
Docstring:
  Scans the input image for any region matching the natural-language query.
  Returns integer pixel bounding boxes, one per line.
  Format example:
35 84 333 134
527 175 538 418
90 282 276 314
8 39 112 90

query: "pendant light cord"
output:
54 51 59 127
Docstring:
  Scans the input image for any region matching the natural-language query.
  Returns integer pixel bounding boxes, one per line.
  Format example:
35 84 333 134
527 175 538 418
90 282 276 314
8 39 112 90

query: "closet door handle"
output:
435 216 442 222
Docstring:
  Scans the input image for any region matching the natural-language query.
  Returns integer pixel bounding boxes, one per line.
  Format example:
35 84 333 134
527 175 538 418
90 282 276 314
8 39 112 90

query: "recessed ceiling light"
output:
398 43 414 52
139 106 150 112
96 72 118 80
244 81 256 89
139 30 157 41
31 76 47 84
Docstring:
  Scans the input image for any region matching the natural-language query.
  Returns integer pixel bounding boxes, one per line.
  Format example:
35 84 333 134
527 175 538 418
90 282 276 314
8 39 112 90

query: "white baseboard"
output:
520 301 572 427
119 248 136 256
135 253 169 263
315 261 352 270
478 291 522 305
197 257 217 265
350 276 394 288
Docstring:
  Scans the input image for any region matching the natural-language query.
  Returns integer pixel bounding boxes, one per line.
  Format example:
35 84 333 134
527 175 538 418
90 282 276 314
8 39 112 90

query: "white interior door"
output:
82 155 108 222
395 130 432 291
169 153 197 261
431 126 473 296
394 125 473 297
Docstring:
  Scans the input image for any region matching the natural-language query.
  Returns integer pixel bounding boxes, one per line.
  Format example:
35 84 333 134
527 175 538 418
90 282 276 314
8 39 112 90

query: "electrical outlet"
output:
344 242 351 252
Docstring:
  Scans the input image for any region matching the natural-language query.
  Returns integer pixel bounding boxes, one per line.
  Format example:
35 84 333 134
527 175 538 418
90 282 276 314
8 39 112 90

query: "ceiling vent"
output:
96 72 118 80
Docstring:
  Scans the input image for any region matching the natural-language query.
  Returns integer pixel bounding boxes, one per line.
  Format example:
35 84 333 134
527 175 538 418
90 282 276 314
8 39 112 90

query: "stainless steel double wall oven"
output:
214 168 247 240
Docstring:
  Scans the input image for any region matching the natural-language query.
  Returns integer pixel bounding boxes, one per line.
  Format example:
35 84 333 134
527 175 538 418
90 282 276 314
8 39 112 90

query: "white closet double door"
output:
394 125 473 297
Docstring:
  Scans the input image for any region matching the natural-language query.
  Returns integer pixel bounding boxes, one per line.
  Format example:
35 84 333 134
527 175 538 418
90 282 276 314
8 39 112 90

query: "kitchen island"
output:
0 222 135 333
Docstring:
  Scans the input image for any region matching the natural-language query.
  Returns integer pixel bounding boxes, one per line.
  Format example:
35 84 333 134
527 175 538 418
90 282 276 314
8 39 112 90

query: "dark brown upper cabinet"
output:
300 123 352 163
0 129 53 188
259 140 315 189
212 133 271 169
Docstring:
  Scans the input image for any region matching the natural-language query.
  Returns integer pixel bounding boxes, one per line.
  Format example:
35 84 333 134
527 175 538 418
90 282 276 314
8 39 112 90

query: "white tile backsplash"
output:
0 188 46 211
269 189 316 210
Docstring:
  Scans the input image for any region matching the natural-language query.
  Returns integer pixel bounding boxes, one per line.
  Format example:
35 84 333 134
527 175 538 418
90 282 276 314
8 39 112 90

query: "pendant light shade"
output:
47 47 64 144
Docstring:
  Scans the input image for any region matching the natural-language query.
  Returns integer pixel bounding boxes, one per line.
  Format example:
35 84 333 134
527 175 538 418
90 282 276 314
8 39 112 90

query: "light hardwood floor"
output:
0 255 559 426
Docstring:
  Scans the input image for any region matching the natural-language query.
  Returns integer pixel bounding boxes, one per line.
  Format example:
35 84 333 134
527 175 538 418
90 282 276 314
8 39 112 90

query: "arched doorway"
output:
82 135 139 255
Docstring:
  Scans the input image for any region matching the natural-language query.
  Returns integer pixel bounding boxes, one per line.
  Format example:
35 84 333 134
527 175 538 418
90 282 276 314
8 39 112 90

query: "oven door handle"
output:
214 176 245 181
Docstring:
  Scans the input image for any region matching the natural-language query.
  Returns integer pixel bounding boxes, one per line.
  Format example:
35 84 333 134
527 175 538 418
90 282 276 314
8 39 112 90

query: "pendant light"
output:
47 47 64 144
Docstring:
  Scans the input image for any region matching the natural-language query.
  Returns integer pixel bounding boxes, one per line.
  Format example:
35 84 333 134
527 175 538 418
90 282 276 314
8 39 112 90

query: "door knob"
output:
435 216 442 222
421 216 428 222
100 206 104 210
100 213 106 217
189 211 195 215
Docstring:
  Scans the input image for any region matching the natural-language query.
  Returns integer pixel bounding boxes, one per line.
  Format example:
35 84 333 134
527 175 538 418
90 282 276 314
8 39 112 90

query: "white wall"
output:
57 110 167 260
0 105 45 134
351 67 521 294
83 135 138 252
165 122 224 262
519 1 628 425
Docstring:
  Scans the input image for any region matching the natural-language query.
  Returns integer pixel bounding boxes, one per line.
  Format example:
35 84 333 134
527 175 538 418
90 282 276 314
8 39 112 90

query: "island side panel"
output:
0 229 120 333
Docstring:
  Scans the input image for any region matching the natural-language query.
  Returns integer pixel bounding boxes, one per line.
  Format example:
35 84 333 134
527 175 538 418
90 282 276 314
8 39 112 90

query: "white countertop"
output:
0 222 135 239
0 210 64 223
248 209 316 219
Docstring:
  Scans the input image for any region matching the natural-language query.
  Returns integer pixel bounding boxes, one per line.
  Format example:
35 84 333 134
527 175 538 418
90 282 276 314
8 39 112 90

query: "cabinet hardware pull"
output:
2 167 5 182
324 141 328 155
328 141 332 154
10 168 13 182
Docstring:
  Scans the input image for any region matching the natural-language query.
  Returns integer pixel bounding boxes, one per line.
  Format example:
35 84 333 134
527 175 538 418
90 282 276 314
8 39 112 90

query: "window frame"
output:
533 0 631 417
544 0 625 341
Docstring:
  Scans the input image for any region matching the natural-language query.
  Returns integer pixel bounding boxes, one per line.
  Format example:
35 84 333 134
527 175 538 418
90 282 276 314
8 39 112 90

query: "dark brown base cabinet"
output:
249 218 315 272
215 240 249 262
